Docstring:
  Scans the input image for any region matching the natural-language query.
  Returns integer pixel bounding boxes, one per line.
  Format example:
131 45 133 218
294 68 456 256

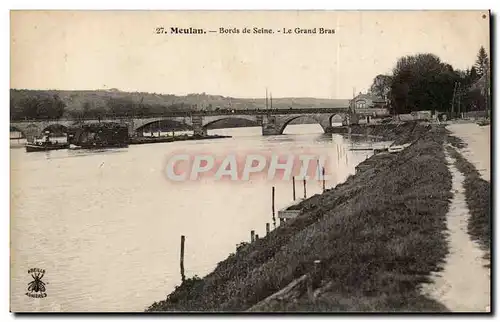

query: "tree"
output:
463 88 485 111
475 46 489 77
19 96 41 119
388 53 459 114
49 94 66 119
469 66 479 84
369 74 392 99
82 101 91 118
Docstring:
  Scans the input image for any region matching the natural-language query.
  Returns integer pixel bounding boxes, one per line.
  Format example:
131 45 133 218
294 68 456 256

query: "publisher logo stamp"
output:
26 268 47 298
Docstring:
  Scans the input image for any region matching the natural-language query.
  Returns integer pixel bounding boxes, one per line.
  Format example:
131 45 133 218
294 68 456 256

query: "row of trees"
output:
10 94 66 120
10 96 198 121
369 46 490 114
66 99 196 119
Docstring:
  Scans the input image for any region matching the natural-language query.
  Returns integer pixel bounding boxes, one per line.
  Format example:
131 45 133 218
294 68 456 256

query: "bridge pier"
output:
193 127 208 136
261 115 280 136
191 115 208 136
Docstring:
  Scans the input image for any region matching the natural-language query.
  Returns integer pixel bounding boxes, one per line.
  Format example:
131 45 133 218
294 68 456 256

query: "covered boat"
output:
67 122 129 149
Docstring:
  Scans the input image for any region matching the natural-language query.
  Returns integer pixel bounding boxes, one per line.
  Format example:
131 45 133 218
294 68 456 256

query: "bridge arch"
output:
278 115 327 134
201 115 259 128
134 119 193 134
203 117 259 130
22 123 42 142
41 124 69 135
10 125 26 137
329 114 345 126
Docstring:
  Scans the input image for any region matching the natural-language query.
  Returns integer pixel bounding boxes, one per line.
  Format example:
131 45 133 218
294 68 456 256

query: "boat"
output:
69 144 83 150
25 131 69 152
388 143 411 153
25 141 69 152
74 141 129 149
477 119 490 126
67 123 129 149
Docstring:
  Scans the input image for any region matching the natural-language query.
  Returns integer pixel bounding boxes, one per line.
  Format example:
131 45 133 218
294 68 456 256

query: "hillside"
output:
10 89 350 114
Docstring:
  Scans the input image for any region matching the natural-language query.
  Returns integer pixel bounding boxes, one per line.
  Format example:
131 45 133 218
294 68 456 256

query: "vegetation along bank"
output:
147 123 458 312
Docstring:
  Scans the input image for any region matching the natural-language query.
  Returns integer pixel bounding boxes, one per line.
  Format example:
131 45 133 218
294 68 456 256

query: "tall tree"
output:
369 74 392 99
475 46 489 77
389 53 459 114
469 66 479 83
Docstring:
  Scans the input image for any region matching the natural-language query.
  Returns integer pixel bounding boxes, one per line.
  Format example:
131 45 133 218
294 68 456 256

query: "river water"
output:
10 124 381 312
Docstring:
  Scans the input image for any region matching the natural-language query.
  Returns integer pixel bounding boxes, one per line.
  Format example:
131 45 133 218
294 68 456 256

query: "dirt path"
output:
420 147 490 312
447 123 490 182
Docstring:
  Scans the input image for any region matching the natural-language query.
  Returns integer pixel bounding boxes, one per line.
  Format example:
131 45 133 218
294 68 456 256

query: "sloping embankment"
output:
146 123 452 312
328 121 430 146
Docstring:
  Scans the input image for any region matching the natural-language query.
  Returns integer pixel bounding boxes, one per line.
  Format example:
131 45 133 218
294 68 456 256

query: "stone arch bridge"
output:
10 108 389 141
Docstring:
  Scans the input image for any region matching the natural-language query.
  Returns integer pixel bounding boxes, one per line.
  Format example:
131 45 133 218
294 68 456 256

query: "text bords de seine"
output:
162 27 335 35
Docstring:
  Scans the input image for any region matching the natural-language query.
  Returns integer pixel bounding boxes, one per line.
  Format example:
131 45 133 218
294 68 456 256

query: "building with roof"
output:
350 92 387 110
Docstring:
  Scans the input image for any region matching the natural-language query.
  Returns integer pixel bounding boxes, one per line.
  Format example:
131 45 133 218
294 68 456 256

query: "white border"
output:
2 1 498 321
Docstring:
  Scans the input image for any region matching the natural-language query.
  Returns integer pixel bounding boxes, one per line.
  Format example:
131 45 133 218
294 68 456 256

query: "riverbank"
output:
147 122 457 312
129 134 231 145
327 122 429 145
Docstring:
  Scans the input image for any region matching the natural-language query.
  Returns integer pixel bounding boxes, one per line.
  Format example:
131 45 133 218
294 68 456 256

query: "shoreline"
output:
128 134 232 145
9 134 233 150
147 122 466 312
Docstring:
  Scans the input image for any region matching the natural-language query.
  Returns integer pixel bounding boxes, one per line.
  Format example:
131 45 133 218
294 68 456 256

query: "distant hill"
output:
10 89 350 115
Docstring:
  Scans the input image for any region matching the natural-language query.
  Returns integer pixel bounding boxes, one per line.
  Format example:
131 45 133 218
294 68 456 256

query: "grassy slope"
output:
446 134 491 263
146 124 452 312
348 122 431 145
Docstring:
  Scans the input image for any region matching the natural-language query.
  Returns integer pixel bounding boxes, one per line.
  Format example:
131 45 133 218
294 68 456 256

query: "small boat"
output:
25 141 69 153
69 144 83 150
388 143 411 153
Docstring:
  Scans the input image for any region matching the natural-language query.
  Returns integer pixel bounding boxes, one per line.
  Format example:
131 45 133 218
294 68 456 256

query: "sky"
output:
10 10 490 99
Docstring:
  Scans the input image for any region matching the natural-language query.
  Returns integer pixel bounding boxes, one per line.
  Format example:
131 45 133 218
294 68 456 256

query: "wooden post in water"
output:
266 223 270 235
180 235 186 283
303 177 307 199
251 230 255 243
272 186 276 229
292 177 296 201
316 160 320 181
322 167 326 192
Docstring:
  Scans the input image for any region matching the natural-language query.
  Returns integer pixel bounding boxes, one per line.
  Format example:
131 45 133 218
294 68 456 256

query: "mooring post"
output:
180 235 186 283
308 260 321 302
272 186 276 229
251 230 255 243
316 159 320 181
292 177 296 201
303 177 307 199
322 167 326 192
266 223 270 235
